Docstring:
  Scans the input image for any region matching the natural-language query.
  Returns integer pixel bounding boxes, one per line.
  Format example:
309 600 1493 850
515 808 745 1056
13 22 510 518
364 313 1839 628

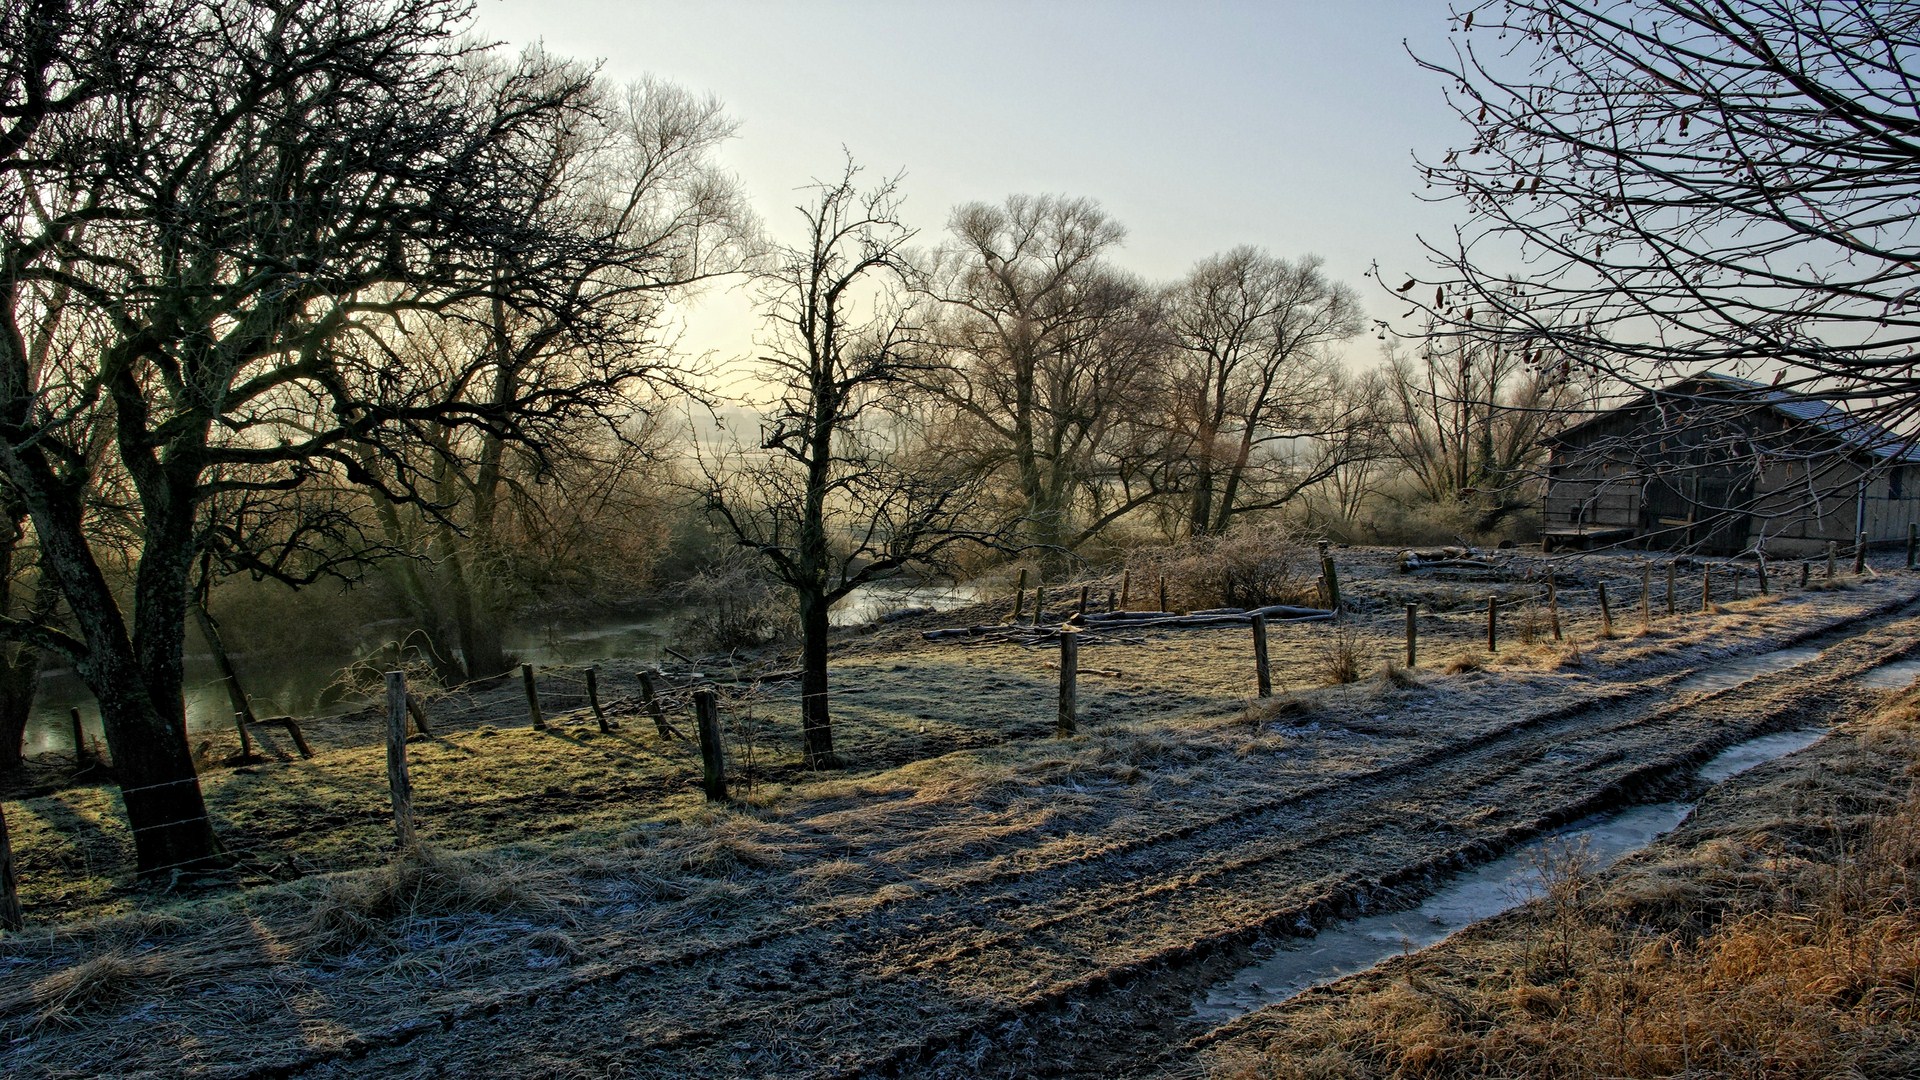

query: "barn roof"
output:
1552 372 1920 464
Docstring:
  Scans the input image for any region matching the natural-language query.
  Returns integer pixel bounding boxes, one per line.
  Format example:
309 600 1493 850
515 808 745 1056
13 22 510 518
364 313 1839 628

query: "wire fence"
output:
0 546 1891 923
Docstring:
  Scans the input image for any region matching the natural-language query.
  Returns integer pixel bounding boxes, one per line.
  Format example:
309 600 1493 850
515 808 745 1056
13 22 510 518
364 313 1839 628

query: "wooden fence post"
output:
1077 585 1090 616
233 711 254 760
1702 566 1713 612
1405 603 1418 667
405 695 433 737
1640 564 1652 629
522 663 545 731
1486 596 1498 653
1548 580 1562 642
1120 569 1131 608
586 666 610 733
1597 582 1614 638
385 671 414 847
1057 630 1079 735
0 801 21 931
1666 560 1677 616
694 689 727 802
639 671 678 739
1828 540 1838 579
69 708 92 769
1319 541 1342 613
1757 553 1769 596
1854 531 1868 575
1034 586 1047 626
1158 575 1168 614
1106 589 1116 611
1251 613 1272 698
1012 568 1028 621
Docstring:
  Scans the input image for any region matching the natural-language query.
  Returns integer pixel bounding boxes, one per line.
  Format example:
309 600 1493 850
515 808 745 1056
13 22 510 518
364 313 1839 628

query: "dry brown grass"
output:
1440 652 1486 675
1205 692 1920 1080
293 844 577 952
1314 624 1367 686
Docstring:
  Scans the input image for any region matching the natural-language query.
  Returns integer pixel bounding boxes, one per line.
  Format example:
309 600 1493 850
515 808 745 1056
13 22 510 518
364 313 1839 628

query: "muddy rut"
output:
248 593 1920 1080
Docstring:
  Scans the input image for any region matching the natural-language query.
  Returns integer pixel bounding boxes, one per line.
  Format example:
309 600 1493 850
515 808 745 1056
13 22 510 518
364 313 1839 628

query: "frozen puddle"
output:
1672 647 1822 694
1861 658 1920 691
1192 729 1829 1024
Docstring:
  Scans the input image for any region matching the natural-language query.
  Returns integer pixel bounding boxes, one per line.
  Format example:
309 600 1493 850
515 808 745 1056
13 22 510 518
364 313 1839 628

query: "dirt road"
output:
6 568 1920 1078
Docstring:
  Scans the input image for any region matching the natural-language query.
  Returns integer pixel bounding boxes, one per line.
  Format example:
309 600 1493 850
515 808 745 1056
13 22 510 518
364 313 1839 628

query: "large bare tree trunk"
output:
798 589 835 769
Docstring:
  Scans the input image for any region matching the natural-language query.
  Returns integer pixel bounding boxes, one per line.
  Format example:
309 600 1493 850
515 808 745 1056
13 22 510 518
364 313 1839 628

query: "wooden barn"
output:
1541 373 1920 556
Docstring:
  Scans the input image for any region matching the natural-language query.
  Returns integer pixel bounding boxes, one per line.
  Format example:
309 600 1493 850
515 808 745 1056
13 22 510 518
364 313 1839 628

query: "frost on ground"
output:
1 549 1916 1078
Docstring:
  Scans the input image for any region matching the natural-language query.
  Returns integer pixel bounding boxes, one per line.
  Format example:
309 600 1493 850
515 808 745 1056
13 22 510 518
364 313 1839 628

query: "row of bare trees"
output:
700 164 1589 763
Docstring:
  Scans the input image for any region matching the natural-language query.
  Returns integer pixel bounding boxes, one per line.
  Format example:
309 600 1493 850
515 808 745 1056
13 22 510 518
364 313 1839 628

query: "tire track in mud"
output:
260 588 1920 1079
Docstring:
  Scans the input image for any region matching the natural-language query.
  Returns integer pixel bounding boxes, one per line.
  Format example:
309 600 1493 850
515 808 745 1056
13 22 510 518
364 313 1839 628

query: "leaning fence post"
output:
405 694 433 737
1057 629 1079 735
385 671 415 847
694 689 727 802
1854 531 1868 575
70 708 92 770
1251 613 1272 698
1405 603 1418 667
1012 568 1028 620
1666 560 1677 615
586 666 610 733
0 800 21 932
1640 564 1652 629
521 663 545 731
1597 582 1614 638
1486 596 1498 653
233 710 254 760
1319 541 1342 613
1548 580 1562 641
639 670 678 739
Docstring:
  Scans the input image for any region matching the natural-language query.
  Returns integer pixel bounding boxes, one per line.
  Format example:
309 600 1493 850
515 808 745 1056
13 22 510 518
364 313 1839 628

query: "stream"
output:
20 578 983 756
1191 726 1830 1024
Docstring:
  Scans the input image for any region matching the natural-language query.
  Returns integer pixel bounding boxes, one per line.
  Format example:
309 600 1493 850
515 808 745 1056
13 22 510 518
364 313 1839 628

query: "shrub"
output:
1125 524 1312 612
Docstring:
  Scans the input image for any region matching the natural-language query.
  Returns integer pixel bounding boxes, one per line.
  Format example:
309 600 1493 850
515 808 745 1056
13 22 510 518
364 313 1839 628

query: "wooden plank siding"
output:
1542 379 1920 556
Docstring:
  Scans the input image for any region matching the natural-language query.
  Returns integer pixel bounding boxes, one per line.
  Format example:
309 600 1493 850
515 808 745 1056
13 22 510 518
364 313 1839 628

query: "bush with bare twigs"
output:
1125 525 1313 612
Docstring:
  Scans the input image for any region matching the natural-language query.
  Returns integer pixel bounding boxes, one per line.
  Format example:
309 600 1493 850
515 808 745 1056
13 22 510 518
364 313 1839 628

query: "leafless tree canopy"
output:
1406 1 1920 433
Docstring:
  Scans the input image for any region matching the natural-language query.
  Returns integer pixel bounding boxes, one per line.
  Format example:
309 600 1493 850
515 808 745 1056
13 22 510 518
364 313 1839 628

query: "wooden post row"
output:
522 663 545 731
70 708 92 769
1319 542 1342 613
639 670 679 739
1120 568 1131 608
0 800 20 931
695 689 727 802
385 670 415 847
586 666 610 733
1251 613 1271 698
1077 585 1090 616
1405 603 1418 668
1827 540 1838 579
1058 630 1079 735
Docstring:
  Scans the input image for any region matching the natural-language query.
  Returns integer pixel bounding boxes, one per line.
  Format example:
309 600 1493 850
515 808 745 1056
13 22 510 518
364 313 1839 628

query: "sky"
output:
473 0 1471 368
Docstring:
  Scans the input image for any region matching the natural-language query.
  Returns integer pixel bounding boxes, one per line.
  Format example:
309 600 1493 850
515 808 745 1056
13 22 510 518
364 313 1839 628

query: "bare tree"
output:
927 195 1167 559
0 0 627 875
1380 331 1589 528
702 164 985 768
1162 248 1367 535
358 65 749 681
1404 0 1920 434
